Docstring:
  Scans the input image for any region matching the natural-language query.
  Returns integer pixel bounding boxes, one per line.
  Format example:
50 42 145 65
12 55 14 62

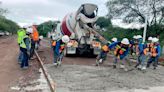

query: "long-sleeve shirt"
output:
156 44 161 57
109 42 129 60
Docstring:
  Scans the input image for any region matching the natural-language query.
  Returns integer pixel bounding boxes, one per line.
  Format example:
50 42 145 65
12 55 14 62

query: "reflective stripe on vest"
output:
114 45 126 56
20 35 30 49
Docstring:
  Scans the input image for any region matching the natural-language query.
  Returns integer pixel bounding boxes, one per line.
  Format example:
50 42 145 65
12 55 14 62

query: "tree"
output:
96 17 112 28
106 0 164 34
0 2 19 33
37 21 59 37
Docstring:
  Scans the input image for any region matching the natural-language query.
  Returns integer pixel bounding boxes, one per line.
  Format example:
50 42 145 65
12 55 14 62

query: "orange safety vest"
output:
151 46 157 57
52 41 56 46
32 26 39 41
114 45 126 56
143 48 149 55
102 45 109 52
59 44 65 53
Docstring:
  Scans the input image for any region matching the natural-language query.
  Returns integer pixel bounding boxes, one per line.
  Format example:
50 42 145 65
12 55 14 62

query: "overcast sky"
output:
1 0 108 26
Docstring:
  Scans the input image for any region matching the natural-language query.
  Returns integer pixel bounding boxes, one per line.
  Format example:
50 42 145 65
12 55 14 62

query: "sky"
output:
0 0 144 29
1 0 108 26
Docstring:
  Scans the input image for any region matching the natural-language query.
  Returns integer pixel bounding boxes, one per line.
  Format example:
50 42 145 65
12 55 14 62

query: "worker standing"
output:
134 35 148 70
17 26 26 64
19 27 33 69
30 24 39 59
147 37 161 69
109 38 131 71
52 35 70 66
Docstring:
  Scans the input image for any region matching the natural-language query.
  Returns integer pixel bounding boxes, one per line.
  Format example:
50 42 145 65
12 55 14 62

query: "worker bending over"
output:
52 35 70 66
109 38 131 71
147 37 161 69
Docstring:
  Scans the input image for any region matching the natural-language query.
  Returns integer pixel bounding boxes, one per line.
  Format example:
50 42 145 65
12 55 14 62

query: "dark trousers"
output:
20 47 29 68
147 56 158 68
30 40 35 59
97 51 107 61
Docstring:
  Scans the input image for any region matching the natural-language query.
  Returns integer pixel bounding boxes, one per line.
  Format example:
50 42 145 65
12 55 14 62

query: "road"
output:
39 39 164 92
0 36 164 92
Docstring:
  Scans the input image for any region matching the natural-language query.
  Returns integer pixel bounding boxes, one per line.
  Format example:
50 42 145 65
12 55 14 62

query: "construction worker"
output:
17 26 26 64
147 37 161 69
96 43 110 66
134 35 148 70
52 35 70 66
38 35 43 46
109 38 131 71
130 35 137 55
30 24 39 59
19 27 33 69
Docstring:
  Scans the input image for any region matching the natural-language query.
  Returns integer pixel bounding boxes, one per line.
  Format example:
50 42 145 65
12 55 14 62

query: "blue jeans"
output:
20 47 29 68
53 46 59 63
135 54 146 68
18 50 23 63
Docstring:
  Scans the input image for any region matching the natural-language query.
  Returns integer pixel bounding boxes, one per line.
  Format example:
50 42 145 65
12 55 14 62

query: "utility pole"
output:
143 17 147 43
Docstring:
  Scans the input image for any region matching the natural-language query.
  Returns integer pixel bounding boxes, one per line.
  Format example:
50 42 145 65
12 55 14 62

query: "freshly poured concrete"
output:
45 64 164 92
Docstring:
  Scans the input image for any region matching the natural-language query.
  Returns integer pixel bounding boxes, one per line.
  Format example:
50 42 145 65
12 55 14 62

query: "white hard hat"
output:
148 37 153 41
39 35 43 39
152 37 159 43
133 35 137 39
136 35 142 39
121 38 130 45
62 35 70 43
23 25 28 29
26 27 33 33
111 37 117 42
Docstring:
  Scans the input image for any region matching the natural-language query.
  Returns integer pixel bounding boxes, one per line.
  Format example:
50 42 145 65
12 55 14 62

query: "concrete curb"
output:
35 50 56 92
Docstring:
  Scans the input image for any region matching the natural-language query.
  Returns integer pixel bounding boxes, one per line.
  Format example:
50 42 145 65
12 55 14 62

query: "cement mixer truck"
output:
52 3 107 56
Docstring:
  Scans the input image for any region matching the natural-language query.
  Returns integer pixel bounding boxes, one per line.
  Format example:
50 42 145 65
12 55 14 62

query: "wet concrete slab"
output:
45 64 164 92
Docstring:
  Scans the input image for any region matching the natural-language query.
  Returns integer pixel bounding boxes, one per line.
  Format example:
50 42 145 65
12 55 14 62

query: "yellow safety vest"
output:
17 29 26 44
20 35 31 49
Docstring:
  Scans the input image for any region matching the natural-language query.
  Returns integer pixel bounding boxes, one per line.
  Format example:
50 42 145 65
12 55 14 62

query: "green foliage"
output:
0 16 19 33
102 26 142 41
37 21 59 37
102 25 164 46
96 17 112 28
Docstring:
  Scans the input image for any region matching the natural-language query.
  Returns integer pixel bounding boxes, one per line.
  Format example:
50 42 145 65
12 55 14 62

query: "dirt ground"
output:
0 36 49 92
39 39 164 92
